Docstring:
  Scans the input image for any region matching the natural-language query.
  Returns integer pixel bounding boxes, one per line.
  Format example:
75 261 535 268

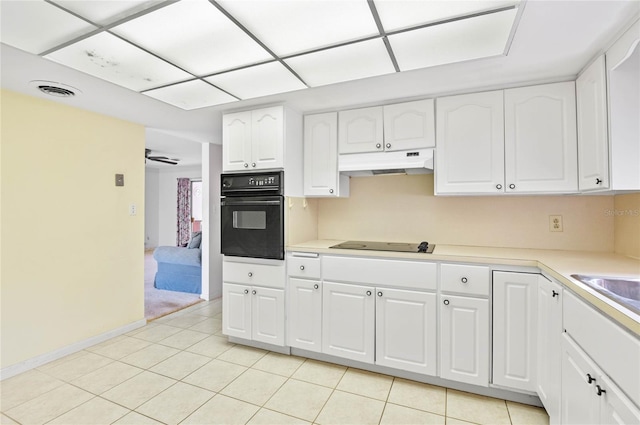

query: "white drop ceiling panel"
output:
206 62 306 99
286 39 395 87
111 0 272 75
375 0 519 31
217 0 379 56
45 32 192 91
389 9 518 71
0 1 97 55
144 79 237 110
52 0 164 26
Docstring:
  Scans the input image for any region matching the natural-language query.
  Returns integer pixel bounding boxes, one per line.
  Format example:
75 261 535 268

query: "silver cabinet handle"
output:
386 143 391 149
313 284 319 289
461 277 468 284
329 189 334 194
252 289 257 295
496 184 503 190
248 272 253 277
443 299 450 305
244 289 249 294
377 291 383 297
376 143 381 149
366 290 372 296
252 163 256 168
509 184 516 189
300 265 305 270
243 163 249 168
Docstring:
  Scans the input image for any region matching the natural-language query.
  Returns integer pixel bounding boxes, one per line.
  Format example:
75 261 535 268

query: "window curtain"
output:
176 178 191 246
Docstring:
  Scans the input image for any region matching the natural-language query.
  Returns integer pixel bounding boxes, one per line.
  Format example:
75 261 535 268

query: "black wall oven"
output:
220 171 284 260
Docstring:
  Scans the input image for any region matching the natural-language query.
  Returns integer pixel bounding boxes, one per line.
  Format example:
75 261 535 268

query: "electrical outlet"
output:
129 204 137 216
549 215 563 232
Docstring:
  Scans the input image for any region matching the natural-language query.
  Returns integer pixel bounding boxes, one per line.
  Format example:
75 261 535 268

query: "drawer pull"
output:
248 272 253 277
243 163 249 168
252 163 256 168
244 289 249 294
443 299 450 306
377 291 383 297
587 374 595 384
313 284 319 290
252 290 257 295
461 277 468 284
596 385 606 396
552 290 559 298
366 290 372 296
300 265 305 271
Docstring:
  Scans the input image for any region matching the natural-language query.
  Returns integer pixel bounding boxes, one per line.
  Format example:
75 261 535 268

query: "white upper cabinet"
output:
338 100 435 154
577 56 610 191
436 91 505 194
606 18 640 191
303 112 349 197
338 106 384 154
383 99 435 151
504 82 578 193
252 107 284 170
222 111 253 172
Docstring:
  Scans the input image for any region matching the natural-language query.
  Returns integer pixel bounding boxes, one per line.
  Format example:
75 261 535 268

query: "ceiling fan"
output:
145 148 180 165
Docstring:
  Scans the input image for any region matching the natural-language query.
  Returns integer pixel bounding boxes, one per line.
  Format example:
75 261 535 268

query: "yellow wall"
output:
0 90 145 369
318 174 616 252
614 193 640 259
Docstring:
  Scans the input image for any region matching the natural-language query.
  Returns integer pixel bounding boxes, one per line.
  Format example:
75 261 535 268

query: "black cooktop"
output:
329 241 435 254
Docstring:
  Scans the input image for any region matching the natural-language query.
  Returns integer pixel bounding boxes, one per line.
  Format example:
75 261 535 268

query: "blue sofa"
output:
153 232 202 294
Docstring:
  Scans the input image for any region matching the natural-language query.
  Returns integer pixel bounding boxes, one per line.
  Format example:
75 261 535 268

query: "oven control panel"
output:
221 171 283 195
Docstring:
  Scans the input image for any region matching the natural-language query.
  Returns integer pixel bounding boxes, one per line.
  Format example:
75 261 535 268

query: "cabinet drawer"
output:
564 290 640 404
441 264 490 296
323 256 436 290
223 260 285 289
287 254 321 279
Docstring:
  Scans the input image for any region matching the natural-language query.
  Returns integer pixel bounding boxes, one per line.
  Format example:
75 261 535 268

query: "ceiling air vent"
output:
29 80 81 98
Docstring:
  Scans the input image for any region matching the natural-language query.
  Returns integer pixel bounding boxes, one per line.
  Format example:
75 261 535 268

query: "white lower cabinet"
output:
536 276 563 424
376 288 437 375
439 294 489 386
287 278 322 352
322 281 375 363
223 283 285 346
492 271 538 392
561 333 640 424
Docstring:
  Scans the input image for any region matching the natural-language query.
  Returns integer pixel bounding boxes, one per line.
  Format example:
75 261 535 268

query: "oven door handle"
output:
221 199 282 206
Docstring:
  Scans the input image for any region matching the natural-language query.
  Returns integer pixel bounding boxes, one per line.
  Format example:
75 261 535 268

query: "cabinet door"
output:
435 91 505 194
222 111 252 171
536 277 562 423
252 106 284 169
223 283 251 339
383 99 435 151
322 281 375 363
287 278 322 352
598 374 640 425
577 56 610 191
440 295 489 387
338 106 384 154
492 272 538 392
304 113 339 196
251 286 285 346
376 288 437 375
560 334 600 425
504 82 578 193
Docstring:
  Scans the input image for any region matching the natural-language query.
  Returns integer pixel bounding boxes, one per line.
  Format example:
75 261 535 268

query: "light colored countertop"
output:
287 240 640 336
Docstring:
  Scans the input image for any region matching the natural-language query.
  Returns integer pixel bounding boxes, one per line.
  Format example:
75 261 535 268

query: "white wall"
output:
144 168 160 249
201 143 223 300
157 165 202 246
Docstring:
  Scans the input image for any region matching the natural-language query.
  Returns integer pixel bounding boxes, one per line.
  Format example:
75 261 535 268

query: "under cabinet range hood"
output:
338 149 434 176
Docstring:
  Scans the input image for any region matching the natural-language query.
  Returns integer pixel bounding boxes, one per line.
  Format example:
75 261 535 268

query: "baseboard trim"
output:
0 319 147 381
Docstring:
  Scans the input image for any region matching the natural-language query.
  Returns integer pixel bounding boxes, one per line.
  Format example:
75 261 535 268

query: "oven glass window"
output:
233 211 266 230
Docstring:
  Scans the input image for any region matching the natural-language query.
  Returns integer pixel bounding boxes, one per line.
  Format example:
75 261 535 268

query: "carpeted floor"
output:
144 249 203 321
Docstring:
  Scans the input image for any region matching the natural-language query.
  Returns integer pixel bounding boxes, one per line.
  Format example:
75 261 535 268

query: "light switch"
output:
115 174 124 187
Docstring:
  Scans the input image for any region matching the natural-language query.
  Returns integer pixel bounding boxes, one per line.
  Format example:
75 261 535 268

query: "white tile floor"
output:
1 299 550 425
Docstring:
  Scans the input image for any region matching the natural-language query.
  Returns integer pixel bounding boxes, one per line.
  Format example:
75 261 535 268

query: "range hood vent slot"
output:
339 148 434 177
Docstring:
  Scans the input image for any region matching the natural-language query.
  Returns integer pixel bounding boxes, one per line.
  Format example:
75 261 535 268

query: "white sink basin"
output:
571 274 640 314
